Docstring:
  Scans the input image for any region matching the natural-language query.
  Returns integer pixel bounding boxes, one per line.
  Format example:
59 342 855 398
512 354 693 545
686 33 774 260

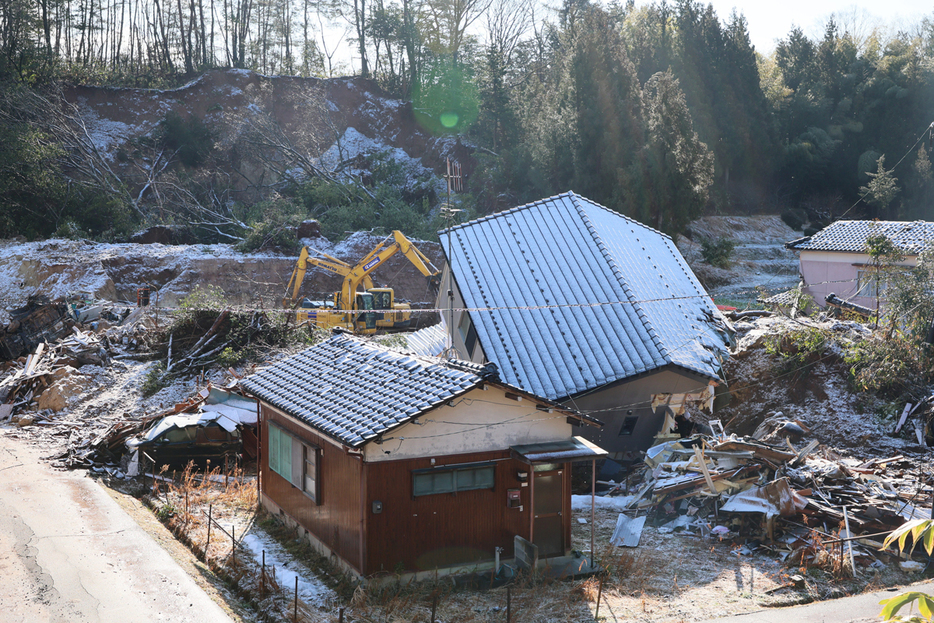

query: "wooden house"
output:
241 332 605 580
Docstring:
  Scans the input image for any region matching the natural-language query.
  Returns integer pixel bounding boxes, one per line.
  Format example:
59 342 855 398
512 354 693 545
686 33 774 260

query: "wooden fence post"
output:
506 586 511 623
293 576 299 621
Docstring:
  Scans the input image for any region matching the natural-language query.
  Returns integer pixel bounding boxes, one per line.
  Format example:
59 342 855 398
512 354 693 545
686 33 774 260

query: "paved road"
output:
701 580 934 623
0 433 234 623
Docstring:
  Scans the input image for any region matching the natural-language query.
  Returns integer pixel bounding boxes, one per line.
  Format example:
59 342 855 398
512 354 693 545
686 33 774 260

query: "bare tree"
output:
484 0 529 64
423 0 492 61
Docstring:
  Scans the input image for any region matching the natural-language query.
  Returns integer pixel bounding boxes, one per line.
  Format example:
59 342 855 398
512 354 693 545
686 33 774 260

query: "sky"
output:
692 1 930 54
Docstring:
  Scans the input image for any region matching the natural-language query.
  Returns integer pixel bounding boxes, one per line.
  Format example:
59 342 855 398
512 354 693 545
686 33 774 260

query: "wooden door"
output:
532 469 564 557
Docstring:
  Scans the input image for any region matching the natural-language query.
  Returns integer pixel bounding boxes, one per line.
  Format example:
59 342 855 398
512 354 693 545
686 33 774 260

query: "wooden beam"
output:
693 446 718 494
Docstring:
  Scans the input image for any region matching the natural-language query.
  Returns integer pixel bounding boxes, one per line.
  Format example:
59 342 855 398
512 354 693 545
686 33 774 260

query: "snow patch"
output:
240 529 337 607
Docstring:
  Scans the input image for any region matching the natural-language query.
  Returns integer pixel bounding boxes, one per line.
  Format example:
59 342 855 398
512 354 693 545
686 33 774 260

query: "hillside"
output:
65 68 474 203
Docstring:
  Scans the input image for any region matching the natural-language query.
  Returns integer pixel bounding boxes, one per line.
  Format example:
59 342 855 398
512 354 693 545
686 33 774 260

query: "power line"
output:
837 120 934 220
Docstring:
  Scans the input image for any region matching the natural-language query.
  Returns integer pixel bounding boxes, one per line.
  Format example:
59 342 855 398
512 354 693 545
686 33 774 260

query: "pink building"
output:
786 220 934 309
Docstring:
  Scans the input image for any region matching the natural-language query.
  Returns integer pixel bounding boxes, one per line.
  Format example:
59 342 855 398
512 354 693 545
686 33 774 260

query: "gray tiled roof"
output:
786 220 934 254
241 333 497 447
441 192 732 402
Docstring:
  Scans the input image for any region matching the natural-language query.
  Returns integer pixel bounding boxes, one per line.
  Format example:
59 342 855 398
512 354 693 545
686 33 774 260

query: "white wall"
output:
362 385 572 462
435 263 487 364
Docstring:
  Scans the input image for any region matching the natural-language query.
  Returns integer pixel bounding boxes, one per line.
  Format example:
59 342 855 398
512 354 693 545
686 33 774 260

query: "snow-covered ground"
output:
240 528 338 609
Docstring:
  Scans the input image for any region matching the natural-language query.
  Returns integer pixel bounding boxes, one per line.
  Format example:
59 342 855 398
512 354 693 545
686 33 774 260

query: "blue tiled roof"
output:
241 333 497 447
786 220 934 254
441 192 731 401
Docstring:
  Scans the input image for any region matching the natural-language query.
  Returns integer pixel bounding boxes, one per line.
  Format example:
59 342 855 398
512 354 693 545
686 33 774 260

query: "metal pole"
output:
232 525 236 565
431 594 437 623
293 576 299 621
591 459 596 569
205 504 212 558
261 550 265 595
339 607 344 623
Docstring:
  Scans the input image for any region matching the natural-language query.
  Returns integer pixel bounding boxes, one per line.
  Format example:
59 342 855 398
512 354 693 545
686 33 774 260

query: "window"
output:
618 416 639 436
163 426 196 442
412 462 495 496
458 312 478 358
303 445 319 503
268 423 321 504
856 269 883 298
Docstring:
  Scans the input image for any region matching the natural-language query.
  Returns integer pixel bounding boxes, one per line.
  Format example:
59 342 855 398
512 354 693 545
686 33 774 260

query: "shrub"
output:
765 326 829 379
700 236 737 269
781 209 807 231
844 335 931 398
142 362 168 397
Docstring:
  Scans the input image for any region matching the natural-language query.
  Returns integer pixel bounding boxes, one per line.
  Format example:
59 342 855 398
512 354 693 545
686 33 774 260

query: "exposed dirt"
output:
0 234 443 314
680 216 801 305
64 69 476 202
716 314 921 459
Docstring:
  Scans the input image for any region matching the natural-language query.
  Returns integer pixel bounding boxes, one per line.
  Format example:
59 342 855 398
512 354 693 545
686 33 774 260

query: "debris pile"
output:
55 384 258 472
603 432 932 571
0 303 156 428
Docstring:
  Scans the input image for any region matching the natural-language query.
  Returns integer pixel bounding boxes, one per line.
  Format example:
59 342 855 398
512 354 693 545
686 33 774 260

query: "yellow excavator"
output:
282 231 441 334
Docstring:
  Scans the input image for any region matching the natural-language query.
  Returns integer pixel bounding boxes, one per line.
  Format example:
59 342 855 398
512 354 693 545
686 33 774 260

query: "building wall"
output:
361 386 573 463
799 249 918 308
261 404 366 574
569 366 714 457
363 450 568 575
435 264 487 364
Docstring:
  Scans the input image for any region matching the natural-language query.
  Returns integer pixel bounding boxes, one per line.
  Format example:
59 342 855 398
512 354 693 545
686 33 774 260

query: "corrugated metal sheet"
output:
441 192 731 401
403 322 447 357
242 333 494 447
786 220 934 254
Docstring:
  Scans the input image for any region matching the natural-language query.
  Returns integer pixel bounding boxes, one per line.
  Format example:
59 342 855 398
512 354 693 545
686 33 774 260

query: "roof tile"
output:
241 333 496 447
787 220 934 254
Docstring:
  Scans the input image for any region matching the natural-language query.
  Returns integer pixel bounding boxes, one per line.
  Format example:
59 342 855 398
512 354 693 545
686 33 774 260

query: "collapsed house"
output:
241 331 607 580
436 192 734 458
604 429 929 570
786 220 934 308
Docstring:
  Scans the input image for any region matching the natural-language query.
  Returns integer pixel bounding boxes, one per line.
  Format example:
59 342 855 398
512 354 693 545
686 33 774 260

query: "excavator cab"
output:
369 287 412 329
353 292 376 331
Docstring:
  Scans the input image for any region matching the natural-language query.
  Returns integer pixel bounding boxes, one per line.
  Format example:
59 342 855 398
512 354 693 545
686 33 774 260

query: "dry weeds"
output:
143 464 918 623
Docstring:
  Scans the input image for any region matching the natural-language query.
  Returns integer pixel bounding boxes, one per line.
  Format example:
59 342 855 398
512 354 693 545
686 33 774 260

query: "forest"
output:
1 0 933 242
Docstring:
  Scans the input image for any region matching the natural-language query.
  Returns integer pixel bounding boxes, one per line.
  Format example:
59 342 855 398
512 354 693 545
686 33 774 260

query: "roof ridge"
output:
440 191 575 236
566 192 674 241
568 194 672 365
440 191 676 240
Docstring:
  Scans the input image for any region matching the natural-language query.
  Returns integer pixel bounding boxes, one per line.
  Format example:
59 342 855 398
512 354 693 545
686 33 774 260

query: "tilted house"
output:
786 220 934 309
241 332 604 579
437 192 733 457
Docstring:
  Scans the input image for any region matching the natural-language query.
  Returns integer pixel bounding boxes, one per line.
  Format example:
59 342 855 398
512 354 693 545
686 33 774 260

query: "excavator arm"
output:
337 231 440 310
283 247 374 308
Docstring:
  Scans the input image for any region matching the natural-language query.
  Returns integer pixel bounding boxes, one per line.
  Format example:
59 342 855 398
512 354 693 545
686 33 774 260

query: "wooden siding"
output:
363 451 568 575
261 405 365 574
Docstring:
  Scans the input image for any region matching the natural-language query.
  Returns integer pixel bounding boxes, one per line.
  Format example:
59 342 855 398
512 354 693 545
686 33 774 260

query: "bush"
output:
765 326 829 379
142 362 168 397
844 336 932 398
781 209 807 231
700 236 737 269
